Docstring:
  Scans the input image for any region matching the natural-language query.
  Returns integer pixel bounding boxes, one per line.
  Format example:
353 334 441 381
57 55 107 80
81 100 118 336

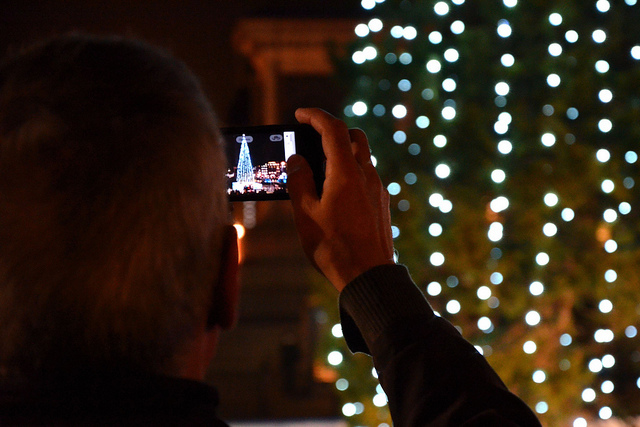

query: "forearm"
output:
339 265 541 427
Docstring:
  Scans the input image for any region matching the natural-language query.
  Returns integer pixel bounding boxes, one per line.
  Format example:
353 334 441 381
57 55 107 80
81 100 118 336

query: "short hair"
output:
0 34 229 379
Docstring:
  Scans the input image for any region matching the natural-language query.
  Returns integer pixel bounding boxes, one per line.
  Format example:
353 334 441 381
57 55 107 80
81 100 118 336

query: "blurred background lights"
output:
602 354 615 368
477 316 493 331
429 192 444 207
549 12 563 26
403 26 417 40
620 202 631 215
605 269 617 282
530 281 544 296
442 78 457 92
434 1 450 15
368 18 383 32
596 148 611 162
355 23 369 37
434 135 448 147
541 133 556 147
442 106 457 120
562 207 575 221
426 59 442 73
387 182 401 195
435 164 451 178
331 323 343 338
335 378 349 391
603 208 617 223
601 179 615 193
596 60 610 73
498 140 513 154
490 196 510 213
430 252 445 266
429 31 443 44
427 281 442 296
525 310 541 326
501 53 515 67
536 402 548 414
592 29 607 43
416 115 430 128
477 286 492 300
599 118 613 133
533 370 546 383
390 25 403 38
566 30 579 43
352 101 368 116
597 0 611 12
626 151 638 163
594 329 614 343
444 48 460 62
342 403 356 417
632 45 640 59
491 169 506 183
589 358 603 373
544 192 559 206
328 350 343 366
392 104 407 118
495 81 510 96
488 222 504 242
548 43 563 56
451 20 465 34
599 89 613 103
497 20 512 38
600 406 613 420
446 299 461 314
490 272 503 284
361 0 376 10
601 381 614 394
523 341 537 354
574 418 588 427
582 388 596 403
543 223 557 237
547 73 561 87
560 333 573 346
504 0 517 7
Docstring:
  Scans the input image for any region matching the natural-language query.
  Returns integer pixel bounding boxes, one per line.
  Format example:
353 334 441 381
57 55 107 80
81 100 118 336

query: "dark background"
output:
0 0 363 125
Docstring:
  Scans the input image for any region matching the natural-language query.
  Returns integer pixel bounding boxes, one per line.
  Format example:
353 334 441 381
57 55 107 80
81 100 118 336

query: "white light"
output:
434 135 447 148
596 60 610 73
604 208 617 223
561 208 574 222
541 133 556 147
393 130 407 143
335 378 349 391
451 20 465 34
353 101 368 116
390 25 404 38
504 0 517 7
596 0 611 12
328 351 343 366
429 193 444 207
601 179 615 193
525 310 541 326
434 1 450 15
560 333 572 346
429 223 443 237
331 324 343 338
488 222 504 242
440 200 453 213
536 252 550 266
620 202 631 215
490 272 503 285
547 73 561 87
582 388 596 403
599 299 613 313
490 196 510 213
497 21 512 38
548 43 563 56
368 18 383 32
605 269 617 283
363 46 378 60
498 140 513 154
530 281 544 296
403 26 417 40
599 89 613 103
494 121 509 135
533 370 546 383
600 406 613 419
594 329 614 343
478 317 493 331
626 151 639 163
604 239 617 253
361 0 376 10
443 78 457 92
430 252 445 266
491 169 506 183
392 104 407 119
435 164 451 178
429 31 443 44
416 116 430 129
592 29 607 43
589 358 603 373
442 106 457 120
427 281 442 296
523 341 537 354
446 300 461 314
495 81 510 96
477 286 492 300
566 30 579 43
501 53 515 67
426 59 442 73
549 13 563 26
599 118 613 133
574 418 588 427
391 226 400 239
355 23 370 37
632 45 640 60
543 223 557 237
373 393 388 407
602 354 615 368
536 402 548 414
387 182 401 196
342 402 357 417
544 193 559 206
352 51 366 64
596 148 611 162
444 48 460 62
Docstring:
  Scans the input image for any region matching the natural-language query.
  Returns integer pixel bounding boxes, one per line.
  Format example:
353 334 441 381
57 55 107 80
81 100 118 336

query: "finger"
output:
349 128 372 166
288 154 319 209
295 108 359 174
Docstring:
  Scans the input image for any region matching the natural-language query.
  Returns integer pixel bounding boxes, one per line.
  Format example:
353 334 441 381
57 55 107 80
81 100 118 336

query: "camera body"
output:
222 124 325 202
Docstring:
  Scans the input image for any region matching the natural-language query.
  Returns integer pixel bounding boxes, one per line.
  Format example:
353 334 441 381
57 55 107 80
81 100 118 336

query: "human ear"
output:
207 225 240 330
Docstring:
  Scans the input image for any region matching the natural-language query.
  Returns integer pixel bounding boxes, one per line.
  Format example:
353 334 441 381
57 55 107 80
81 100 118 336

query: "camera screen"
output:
223 128 297 201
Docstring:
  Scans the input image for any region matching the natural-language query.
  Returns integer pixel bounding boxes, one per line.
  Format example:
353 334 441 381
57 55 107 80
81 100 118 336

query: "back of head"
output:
0 34 228 379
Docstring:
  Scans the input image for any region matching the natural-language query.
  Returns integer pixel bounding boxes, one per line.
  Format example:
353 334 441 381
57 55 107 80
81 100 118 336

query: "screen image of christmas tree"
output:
313 0 640 425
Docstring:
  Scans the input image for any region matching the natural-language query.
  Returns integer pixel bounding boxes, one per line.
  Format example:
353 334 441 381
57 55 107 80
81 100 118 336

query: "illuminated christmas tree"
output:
236 134 255 185
316 0 640 425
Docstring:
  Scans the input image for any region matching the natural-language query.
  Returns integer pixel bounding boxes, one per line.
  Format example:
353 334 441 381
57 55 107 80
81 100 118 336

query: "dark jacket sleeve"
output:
339 264 542 427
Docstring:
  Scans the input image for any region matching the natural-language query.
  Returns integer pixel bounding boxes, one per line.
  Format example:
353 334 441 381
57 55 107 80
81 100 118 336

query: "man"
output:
0 35 540 425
